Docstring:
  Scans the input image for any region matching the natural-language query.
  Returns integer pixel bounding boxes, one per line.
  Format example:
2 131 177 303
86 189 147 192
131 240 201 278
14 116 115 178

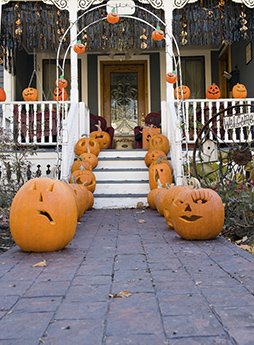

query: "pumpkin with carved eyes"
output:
166 72 177 84
56 77 68 89
74 137 100 156
232 83 247 98
22 87 38 102
71 159 92 173
149 160 173 190
151 29 164 41
145 149 167 167
90 123 111 149
174 85 191 100
70 169 96 193
9 178 77 252
0 87 6 101
53 88 68 101
171 187 224 240
79 152 98 169
149 134 170 155
206 83 221 99
73 41 86 54
107 12 120 24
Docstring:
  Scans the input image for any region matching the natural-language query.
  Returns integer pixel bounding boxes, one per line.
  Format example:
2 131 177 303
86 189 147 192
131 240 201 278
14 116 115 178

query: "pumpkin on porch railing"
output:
107 11 120 24
90 121 111 149
53 87 68 101
232 83 247 98
166 72 177 84
22 87 38 101
174 85 191 100
206 83 221 99
0 87 6 101
73 41 86 54
56 76 68 89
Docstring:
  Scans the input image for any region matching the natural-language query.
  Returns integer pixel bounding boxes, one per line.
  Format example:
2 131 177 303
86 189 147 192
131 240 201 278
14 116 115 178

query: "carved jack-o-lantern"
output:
151 29 165 41
107 12 120 24
206 83 221 99
71 159 92 173
22 87 38 102
171 187 224 240
56 77 68 89
9 178 77 252
149 161 173 190
90 123 111 149
70 169 96 193
174 85 191 100
74 137 100 156
73 41 86 54
53 88 68 101
166 72 177 84
232 83 247 98
79 152 98 169
145 149 167 167
149 134 170 155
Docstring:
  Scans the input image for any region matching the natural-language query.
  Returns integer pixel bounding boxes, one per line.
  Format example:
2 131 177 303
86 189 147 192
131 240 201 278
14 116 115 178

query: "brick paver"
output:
0 208 254 345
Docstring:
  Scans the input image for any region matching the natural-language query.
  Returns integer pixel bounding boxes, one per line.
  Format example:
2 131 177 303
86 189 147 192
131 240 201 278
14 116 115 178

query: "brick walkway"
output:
0 209 254 345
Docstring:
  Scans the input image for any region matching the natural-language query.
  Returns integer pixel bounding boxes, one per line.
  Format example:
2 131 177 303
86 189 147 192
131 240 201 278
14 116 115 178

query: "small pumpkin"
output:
70 169 96 193
166 72 177 84
149 160 173 190
144 149 167 167
56 76 68 89
0 87 6 102
151 28 165 41
53 88 68 101
155 187 171 216
171 187 224 240
68 183 87 220
149 134 170 155
90 121 111 149
74 137 100 156
174 85 191 100
9 178 77 252
78 185 94 211
107 12 120 24
206 83 221 99
22 87 38 102
79 152 98 169
147 188 161 210
232 83 247 98
73 41 86 54
71 159 92 173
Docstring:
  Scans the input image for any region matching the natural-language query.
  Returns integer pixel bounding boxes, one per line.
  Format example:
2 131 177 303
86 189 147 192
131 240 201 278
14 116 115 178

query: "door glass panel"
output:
110 72 138 136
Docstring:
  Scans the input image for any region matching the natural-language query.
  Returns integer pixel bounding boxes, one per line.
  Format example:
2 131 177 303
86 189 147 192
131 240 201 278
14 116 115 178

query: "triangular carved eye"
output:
48 183 54 192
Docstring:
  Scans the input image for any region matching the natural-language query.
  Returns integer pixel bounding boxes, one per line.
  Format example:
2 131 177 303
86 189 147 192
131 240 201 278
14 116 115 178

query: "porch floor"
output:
0 209 253 345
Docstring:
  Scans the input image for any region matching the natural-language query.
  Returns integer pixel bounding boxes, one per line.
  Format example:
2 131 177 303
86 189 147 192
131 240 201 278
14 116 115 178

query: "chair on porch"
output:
90 113 115 149
134 112 161 149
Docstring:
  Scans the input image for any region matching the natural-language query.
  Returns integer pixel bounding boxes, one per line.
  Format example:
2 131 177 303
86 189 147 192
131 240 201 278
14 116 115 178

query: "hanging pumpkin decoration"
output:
171 187 224 240
74 137 100 156
149 134 170 155
70 169 96 193
9 178 77 252
22 87 38 102
71 159 92 173
73 40 86 54
56 76 68 89
149 159 173 190
232 83 247 98
174 85 191 100
79 152 98 169
166 72 177 84
53 88 68 101
107 11 120 24
206 83 221 99
90 121 111 149
151 27 165 41
144 149 167 167
0 87 6 102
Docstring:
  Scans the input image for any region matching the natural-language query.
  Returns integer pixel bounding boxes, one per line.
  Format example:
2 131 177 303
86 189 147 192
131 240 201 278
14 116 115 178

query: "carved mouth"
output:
181 215 202 222
38 210 54 223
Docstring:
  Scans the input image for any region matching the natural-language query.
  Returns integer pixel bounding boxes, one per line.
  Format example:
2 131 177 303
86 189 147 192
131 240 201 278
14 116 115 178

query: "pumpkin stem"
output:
95 120 102 131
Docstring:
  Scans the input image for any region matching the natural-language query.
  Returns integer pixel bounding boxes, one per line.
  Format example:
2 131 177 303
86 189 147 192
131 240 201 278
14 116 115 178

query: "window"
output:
180 56 205 99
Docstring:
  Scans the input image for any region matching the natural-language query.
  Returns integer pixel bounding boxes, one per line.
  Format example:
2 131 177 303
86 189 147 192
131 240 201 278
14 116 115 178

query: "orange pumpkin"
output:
68 183 87 220
232 83 247 98
155 188 171 216
22 87 38 102
171 187 224 240
107 12 120 24
79 152 98 169
74 137 100 156
90 122 111 149
9 178 77 252
144 149 167 167
71 159 92 173
147 188 161 210
0 87 6 102
73 41 86 54
149 161 173 190
53 88 68 101
78 185 94 211
70 169 96 193
56 77 68 89
149 134 170 155
151 29 164 41
166 72 177 84
206 83 221 99
174 85 191 100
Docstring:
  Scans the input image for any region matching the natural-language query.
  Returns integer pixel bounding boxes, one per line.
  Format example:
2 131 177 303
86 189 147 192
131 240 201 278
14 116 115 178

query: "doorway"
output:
100 61 148 140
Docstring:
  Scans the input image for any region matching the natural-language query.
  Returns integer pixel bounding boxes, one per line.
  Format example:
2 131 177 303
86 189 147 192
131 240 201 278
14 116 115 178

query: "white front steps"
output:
93 149 149 209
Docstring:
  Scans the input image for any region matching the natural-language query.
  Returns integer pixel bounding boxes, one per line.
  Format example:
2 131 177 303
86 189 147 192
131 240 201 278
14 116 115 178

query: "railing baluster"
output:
41 103 45 144
33 103 37 144
49 103 53 144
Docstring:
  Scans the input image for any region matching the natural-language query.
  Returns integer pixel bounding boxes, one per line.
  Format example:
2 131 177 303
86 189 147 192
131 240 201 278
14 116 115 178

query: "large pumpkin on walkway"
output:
171 187 224 240
9 178 77 252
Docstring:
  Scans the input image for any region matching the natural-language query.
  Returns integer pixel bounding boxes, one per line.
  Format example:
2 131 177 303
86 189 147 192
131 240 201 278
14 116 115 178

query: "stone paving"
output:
0 208 254 345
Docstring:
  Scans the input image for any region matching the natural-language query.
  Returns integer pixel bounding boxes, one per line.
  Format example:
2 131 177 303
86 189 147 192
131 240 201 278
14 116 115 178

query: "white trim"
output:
97 54 151 117
3 69 15 101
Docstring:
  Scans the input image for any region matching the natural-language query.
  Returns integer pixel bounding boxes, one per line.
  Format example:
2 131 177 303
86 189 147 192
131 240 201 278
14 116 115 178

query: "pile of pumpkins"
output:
9 121 112 253
145 132 225 241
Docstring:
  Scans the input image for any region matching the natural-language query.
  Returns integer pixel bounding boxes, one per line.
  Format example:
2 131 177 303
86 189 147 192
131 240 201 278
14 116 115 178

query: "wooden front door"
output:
100 61 148 137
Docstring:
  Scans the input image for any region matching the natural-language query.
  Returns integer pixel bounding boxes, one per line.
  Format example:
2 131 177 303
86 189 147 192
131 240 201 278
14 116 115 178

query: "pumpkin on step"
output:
70 169 96 193
74 137 100 156
144 149 167 167
22 87 38 101
71 159 92 173
79 152 98 169
90 121 111 149
149 159 173 190
149 134 170 155
9 178 77 252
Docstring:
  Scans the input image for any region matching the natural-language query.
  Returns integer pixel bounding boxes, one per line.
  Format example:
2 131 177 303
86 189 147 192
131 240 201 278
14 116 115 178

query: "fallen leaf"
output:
138 219 146 224
61 325 71 330
136 202 145 209
32 260 47 267
109 290 132 298
239 244 253 253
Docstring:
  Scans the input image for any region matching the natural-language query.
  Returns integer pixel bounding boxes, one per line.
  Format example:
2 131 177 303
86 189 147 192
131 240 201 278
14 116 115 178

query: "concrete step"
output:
96 158 146 169
94 169 148 181
94 181 150 195
93 195 148 209
98 149 147 158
